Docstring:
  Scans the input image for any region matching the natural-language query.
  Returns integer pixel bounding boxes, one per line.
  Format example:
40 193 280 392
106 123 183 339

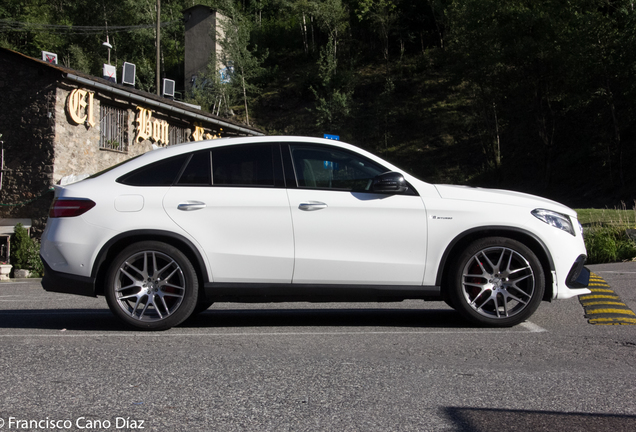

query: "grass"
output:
575 203 636 264
576 207 636 227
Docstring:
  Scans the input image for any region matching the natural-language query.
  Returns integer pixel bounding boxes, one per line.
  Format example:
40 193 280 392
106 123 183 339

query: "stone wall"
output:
53 83 156 183
0 53 57 234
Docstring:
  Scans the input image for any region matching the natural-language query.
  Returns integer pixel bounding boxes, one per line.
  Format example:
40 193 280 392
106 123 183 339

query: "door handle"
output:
177 201 206 211
299 201 327 211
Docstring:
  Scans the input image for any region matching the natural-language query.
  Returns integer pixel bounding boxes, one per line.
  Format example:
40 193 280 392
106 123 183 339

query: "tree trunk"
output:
242 73 250 126
301 13 308 54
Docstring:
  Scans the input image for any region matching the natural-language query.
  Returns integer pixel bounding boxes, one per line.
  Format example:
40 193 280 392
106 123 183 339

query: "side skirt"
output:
203 283 441 303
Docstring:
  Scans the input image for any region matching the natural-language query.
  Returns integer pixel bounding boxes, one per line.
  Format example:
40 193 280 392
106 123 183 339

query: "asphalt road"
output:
0 262 635 431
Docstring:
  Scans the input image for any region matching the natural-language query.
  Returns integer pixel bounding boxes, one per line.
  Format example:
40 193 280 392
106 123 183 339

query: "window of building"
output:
169 125 189 146
100 104 128 152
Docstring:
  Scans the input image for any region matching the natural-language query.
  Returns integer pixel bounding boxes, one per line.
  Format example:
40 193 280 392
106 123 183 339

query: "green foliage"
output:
213 0 269 126
310 35 353 130
576 207 636 227
445 0 636 190
314 0 349 45
187 64 232 115
11 223 29 269
578 204 636 264
10 223 44 276
3 1 636 207
0 0 187 94
584 226 636 264
25 238 44 277
356 0 398 62
66 44 91 74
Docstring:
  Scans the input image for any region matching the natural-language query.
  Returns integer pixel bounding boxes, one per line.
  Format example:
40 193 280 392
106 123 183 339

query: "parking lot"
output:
0 263 634 431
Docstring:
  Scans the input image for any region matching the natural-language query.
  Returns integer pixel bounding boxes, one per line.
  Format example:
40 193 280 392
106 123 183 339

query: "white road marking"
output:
520 321 547 333
594 271 636 274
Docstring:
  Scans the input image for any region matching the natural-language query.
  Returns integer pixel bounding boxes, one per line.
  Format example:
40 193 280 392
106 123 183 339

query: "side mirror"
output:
372 172 408 194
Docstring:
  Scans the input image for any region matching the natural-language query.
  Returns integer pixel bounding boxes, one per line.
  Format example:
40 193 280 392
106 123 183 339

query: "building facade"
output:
184 5 226 94
0 47 263 240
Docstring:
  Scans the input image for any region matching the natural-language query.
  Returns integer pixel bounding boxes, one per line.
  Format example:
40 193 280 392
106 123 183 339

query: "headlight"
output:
532 209 575 236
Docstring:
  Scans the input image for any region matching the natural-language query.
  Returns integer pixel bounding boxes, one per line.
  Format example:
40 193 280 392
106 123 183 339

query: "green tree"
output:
216 0 268 126
10 223 43 276
446 0 591 186
446 0 636 191
310 35 353 130
314 0 348 58
576 1 636 188
356 0 398 69
291 0 316 54
0 0 186 95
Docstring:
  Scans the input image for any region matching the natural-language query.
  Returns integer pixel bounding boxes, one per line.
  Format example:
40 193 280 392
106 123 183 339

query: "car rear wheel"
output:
105 241 198 330
449 237 545 327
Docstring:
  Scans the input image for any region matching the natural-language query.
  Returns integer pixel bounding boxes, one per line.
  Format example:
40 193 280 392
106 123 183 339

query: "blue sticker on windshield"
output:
323 161 339 170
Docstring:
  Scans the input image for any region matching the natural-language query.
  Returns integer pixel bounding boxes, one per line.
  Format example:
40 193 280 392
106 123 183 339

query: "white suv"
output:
40 136 590 330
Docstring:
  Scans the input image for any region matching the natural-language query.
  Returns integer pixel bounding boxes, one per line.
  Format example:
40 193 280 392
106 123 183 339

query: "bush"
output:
584 225 636 264
10 223 44 277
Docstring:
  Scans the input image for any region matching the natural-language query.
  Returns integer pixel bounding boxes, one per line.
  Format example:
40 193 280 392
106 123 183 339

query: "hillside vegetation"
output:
2 0 635 208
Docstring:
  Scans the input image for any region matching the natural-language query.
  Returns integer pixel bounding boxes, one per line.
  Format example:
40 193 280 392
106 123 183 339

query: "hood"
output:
434 184 576 217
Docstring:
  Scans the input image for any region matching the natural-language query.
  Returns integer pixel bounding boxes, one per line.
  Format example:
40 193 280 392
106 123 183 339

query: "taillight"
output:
49 198 96 218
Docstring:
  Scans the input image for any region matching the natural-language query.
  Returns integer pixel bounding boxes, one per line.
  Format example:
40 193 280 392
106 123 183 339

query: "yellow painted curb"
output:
589 288 615 293
581 301 629 307
588 317 636 325
580 273 635 325
579 294 621 300
586 308 636 316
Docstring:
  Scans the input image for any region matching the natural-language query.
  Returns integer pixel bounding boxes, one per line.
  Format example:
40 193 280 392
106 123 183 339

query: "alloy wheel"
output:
461 246 536 320
113 250 186 322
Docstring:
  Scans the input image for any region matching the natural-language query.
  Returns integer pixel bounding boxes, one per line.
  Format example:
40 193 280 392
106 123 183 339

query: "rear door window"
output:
212 144 278 187
176 151 211 186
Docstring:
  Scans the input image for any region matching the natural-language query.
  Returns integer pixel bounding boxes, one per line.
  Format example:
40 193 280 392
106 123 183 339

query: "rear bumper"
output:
41 257 97 297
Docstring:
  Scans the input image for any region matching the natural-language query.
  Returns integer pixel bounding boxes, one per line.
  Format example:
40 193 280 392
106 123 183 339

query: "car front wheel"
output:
105 241 198 330
449 237 545 327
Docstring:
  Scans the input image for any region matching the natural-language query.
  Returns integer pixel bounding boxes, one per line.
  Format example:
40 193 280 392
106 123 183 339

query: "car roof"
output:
95 136 398 180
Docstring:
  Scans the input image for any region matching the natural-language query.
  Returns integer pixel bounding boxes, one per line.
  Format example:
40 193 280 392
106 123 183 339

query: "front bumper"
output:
552 254 591 300
566 254 590 289
41 257 97 297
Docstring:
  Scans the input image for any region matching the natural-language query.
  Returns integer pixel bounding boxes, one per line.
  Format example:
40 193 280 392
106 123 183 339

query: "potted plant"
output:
0 261 12 281
11 223 43 278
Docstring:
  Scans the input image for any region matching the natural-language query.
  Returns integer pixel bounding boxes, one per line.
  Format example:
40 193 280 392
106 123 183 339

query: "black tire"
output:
105 241 199 330
448 237 545 327
442 298 455 310
192 299 215 315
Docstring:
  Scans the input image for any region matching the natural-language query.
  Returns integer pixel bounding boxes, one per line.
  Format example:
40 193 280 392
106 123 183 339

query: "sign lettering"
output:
192 125 222 141
135 107 169 146
192 125 205 141
67 89 95 127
